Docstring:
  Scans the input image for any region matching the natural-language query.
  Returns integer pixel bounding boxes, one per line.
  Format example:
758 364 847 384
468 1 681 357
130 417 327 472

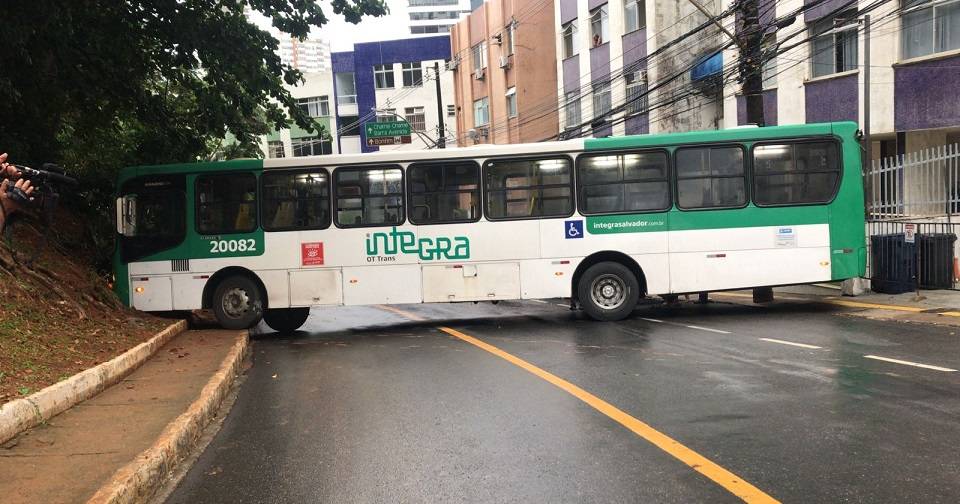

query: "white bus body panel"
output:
422 262 521 302
290 269 342 306
342 264 422 305
131 276 173 311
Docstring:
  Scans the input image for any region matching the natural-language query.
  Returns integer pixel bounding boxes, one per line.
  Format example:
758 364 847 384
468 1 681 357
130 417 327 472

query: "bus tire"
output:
263 308 310 334
212 275 265 330
577 262 640 321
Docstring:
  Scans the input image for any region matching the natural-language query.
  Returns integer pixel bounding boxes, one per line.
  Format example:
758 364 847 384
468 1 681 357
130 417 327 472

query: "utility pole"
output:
434 61 446 149
740 0 765 127
863 15 871 176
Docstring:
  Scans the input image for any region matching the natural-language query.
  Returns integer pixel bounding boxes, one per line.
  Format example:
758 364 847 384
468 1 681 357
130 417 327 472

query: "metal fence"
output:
864 144 960 291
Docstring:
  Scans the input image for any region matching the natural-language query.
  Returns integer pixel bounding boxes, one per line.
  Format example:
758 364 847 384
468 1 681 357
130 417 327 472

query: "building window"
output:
405 106 426 131
505 22 516 56
675 146 746 209
753 142 841 206
624 69 648 116
902 0 960 59
590 4 609 47
196 173 258 235
334 166 404 227
409 0 459 5
562 21 578 59
624 0 646 33
578 151 670 214
339 115 361 136
377 108 397 122
564 91 581 130
336 72 357 105
762 36 778 88
472 43 488 72
260 169 331 231
292 137 332 157
485 157 573 220
810 11 858 78
592 81 611 121
447 104 456 117
374 64 395 89
267 140 285 159
402 62 423 87
297 96 330 117
408 161 481 224
473 97 490 126
505 87 518 118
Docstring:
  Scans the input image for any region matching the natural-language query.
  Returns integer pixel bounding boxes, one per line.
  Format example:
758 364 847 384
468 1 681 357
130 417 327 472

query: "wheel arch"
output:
202 266 269 310
571 251 647 302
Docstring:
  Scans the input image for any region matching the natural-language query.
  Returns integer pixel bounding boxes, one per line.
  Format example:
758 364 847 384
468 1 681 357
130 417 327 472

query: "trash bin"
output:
917 233 957 289
870 234 916 294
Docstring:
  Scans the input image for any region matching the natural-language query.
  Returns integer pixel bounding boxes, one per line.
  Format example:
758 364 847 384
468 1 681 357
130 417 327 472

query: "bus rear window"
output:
578 151 670 214
196 173 258 235
334 166 404 227
261 169 330 231
485 157 573 220
753 142 840 206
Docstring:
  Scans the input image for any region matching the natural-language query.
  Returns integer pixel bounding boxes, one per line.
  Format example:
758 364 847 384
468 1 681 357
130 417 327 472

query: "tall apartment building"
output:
720 0 960 158
408 0 474 35
331 36 457 153
258 71 339 158
279 37 331 73
450 0 560 145
554 0 724 140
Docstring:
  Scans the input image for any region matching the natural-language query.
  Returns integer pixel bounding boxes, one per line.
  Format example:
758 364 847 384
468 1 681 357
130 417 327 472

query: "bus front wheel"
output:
577 262 640 321
263 308 310 334
212 275 265 330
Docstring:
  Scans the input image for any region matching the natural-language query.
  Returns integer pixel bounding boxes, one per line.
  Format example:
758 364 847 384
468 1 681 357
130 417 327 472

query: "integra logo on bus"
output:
365 227 470 262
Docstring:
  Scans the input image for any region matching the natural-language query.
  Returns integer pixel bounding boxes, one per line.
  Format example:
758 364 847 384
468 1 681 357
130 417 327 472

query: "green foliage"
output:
0 0 386 269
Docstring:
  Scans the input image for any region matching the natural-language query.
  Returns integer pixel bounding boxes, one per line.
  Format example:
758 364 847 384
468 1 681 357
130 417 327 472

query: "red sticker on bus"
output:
301 242 324 266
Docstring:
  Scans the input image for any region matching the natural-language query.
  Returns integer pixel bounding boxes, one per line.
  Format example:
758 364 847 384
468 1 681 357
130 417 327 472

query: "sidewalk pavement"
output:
0 329 246 504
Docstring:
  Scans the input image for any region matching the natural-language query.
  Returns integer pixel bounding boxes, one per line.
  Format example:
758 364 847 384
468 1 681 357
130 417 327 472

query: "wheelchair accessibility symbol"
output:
565 220 584 239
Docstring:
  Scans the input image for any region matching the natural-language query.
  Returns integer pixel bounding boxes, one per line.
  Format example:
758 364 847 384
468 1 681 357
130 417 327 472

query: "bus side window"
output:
675 146 745 210
578 151 670 214
408 161 480 225
753 142 840 206
485 157 573 220
196 173 258 234
334 166 404 227
261 169 331 231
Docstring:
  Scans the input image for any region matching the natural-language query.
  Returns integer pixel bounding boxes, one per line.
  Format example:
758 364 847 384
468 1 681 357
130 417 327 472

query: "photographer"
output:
0 152 36 232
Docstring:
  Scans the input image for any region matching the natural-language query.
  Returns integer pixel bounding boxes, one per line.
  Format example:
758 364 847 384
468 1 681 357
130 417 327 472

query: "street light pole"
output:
434 61 446 149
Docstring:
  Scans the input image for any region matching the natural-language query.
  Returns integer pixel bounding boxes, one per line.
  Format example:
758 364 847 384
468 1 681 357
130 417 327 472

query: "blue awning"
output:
691 52 723 82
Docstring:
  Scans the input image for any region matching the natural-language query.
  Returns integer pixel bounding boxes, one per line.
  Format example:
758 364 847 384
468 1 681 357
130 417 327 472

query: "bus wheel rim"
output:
222 287 250 319
591 274 626 310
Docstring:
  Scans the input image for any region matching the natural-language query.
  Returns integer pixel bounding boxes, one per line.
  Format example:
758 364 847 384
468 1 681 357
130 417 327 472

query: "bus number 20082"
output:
209 239 257 254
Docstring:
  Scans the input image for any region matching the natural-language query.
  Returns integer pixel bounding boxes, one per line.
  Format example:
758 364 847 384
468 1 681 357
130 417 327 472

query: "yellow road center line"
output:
376 304 428 321
713 292 927 313
436 325 780 504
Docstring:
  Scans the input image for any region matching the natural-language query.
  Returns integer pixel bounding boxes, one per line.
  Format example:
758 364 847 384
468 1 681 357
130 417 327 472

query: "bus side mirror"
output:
116 195 137 236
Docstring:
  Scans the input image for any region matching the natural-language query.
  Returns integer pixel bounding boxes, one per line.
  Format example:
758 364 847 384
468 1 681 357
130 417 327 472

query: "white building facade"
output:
408 0 474 35
259 71 340 158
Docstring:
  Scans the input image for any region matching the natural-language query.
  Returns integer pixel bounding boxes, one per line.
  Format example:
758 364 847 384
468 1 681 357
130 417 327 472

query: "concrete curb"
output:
86 330 249 504
0 320 188 445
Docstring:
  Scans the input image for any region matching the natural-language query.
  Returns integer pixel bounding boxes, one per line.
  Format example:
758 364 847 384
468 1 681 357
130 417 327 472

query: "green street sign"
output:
365 121 411 138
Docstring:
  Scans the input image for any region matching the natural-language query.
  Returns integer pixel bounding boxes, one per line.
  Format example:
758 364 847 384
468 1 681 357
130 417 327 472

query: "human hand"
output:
0 153 21 180
1 177 35 215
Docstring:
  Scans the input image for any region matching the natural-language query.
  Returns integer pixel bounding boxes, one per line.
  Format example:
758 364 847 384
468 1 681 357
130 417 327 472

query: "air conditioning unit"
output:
446 57 460 71
474 68 485 80
499 55 511 69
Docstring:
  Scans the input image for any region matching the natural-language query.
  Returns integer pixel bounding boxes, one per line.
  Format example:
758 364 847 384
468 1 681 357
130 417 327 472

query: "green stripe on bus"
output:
586 206 830 234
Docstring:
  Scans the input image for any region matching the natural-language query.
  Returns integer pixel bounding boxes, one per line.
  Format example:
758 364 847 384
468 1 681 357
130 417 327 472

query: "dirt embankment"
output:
0 209 168 402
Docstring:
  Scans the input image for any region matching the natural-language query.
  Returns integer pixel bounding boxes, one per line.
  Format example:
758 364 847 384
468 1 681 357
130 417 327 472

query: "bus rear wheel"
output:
212 275 264 330
263 308 310 334
578 262 640 321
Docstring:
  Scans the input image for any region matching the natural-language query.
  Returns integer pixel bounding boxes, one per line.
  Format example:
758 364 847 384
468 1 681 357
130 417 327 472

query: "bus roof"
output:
118 122 857 183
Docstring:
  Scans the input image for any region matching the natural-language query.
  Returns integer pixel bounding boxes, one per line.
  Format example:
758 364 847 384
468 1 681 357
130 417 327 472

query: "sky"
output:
248 0 413 52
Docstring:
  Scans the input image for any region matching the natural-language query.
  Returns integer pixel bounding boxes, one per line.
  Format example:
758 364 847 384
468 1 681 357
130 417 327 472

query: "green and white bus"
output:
113 122 866 331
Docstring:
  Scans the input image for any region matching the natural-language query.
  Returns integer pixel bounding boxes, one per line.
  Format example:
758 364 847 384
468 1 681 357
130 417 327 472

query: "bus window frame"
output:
194 171 260 235
750 137 843 208
119 174 188 263
481 154 577 222
406 160 483 226
575 148 673 216
673 143 749 212
259 167 332 232
332 163 407 229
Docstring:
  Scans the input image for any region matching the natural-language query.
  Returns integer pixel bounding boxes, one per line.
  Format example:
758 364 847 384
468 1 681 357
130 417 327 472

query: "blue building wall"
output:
332 36 451 153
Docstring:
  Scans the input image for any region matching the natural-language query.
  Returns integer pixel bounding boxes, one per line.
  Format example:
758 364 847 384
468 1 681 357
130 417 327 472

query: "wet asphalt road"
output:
166 298 960 503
